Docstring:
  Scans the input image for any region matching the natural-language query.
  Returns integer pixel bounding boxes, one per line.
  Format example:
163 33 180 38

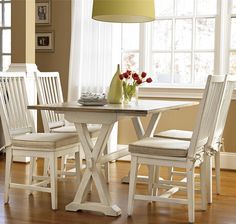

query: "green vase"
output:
107 64 123 104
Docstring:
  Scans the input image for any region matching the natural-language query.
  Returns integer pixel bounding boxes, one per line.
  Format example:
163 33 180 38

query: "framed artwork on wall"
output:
35 1 51 25
35 31 54 52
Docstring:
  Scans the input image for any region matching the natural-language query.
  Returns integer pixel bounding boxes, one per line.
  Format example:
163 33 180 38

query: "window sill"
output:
138 86 236 100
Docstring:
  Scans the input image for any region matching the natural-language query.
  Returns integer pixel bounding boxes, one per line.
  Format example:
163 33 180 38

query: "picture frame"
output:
35 31 54 52
35 0 51 25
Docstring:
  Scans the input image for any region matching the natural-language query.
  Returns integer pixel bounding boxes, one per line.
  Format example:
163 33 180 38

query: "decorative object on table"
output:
35 0 51 25
92 0 155 23
107 64 123 104
35 31 54 52
119 70 152 104
78 92 107 106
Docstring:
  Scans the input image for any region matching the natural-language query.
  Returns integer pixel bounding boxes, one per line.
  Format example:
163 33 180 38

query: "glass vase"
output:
123 84 138 104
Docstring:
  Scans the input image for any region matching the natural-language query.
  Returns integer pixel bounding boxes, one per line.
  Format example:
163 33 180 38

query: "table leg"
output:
66 122 121 216
121 113 162 184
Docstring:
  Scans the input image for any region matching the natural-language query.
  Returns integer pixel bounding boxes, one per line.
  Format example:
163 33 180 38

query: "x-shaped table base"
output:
65 122 121 216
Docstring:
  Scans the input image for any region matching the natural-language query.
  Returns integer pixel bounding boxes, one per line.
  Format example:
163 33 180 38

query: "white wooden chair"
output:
127 75 229 223
154 76 236 199
34 72 101 178
1 73 80 210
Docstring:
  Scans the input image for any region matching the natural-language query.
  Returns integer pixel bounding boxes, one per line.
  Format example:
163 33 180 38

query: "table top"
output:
28 99 198 116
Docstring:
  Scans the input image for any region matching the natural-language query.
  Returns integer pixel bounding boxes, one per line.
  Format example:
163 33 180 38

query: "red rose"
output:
132 73 139 80
123 72 129 78
136 79 142 85
127 70 132 76
141 72 147 78
119 74 123 80
146 77 152 83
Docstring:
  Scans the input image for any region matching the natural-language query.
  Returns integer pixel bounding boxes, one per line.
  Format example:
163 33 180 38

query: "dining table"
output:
28 99 198 216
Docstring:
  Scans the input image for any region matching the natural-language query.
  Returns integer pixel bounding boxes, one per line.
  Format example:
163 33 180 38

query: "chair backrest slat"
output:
35 72 65 132
188 75 227 158
207 75 236 149
0 73 35 146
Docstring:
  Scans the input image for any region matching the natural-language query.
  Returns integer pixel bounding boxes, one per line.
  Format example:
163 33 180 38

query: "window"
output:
0 0 11 71
120 0 218 88
121 24 140 72
230 0 236 74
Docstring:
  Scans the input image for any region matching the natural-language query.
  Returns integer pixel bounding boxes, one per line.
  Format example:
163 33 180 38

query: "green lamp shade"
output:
92 0 155 23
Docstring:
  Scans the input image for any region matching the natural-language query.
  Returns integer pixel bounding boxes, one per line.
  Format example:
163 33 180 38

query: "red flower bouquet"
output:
119 70 152 103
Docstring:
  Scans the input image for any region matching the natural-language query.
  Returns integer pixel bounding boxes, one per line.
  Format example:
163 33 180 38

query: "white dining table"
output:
28 99 198 216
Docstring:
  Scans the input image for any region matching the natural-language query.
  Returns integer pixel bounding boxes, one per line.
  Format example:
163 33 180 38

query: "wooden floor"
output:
1 155 236 224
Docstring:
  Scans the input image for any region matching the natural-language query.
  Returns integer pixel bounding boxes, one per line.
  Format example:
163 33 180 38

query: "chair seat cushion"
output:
51 124 101 138
154 129 192 141
12 133 79 150
129 137 190 158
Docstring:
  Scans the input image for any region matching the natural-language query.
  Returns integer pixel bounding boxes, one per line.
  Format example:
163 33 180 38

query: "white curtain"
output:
68 0 114 101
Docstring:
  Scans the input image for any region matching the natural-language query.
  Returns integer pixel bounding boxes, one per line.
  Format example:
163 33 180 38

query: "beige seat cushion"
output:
12 133 79 150
51 124 101 138
154 129 192 141
129 137 190 158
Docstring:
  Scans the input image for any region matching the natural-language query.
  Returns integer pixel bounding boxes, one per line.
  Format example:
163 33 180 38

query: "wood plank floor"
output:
1 155 236 224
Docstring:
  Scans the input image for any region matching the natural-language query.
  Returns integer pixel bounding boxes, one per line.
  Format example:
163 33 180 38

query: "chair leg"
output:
206 155 212 204
153 166 160 196
43 158 50 177
50 155 58 210
4 148 13 204
148 165 155 197
200 159 207 211
104 145 110 184
128 156 138 216
167 166 174 180
187 167 195 223
215 151 220 195
29 157 37 194
75 151 81 185
60 155 68 178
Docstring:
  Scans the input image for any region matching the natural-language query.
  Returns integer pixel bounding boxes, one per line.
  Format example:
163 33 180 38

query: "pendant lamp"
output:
92 0 155 23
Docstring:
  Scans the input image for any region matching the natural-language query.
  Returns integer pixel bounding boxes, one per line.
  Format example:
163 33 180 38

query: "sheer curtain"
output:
68 0 118 153
68 0 114 101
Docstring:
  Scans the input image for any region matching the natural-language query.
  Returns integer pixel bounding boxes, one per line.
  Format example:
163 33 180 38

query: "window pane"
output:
194 53 214 84
196 0 217 16
122 52 139 72
2 29 11 53
152 20 172 51
175 19 192 50
195 18 215 50
174 53 191 84
230 52 236 74
155 0 173 16
122 24 139 50
0 4 2 26
176 0 193 16
232 0 236 14
231 18 236 49
4 3 11 27
152 53 171 83
2 55 11 71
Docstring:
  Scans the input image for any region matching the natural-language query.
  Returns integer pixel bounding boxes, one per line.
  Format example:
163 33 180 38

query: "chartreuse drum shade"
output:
92 0 155 23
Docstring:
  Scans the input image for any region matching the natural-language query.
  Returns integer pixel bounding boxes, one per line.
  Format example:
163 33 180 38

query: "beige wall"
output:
35 0 71 131
11 0 236 152
36 0 71 101
12 0 71 132
118 99 236 152
118 100 198 145
12 0 35 63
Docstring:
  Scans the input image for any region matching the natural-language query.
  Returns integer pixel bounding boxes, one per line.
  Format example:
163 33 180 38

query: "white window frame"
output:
0 0 11 71
230 1 236 74
136 0 234 99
